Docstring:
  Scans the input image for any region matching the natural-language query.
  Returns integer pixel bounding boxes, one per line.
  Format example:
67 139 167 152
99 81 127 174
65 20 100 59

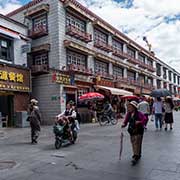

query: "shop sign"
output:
75 74 93 83
52 72 74 85
96 78 114 87
0 64 30 92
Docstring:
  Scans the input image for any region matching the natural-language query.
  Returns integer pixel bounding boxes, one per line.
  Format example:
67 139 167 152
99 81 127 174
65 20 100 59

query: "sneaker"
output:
170 127 173 130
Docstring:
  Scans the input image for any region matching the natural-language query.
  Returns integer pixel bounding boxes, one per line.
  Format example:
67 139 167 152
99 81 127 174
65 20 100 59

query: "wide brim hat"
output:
129 101 138 109
30 99 38 104
166 96 172 99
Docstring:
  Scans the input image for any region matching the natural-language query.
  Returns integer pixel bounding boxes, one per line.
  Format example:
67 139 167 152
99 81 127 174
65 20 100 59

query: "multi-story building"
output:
0 14 31 127
6 0 180 124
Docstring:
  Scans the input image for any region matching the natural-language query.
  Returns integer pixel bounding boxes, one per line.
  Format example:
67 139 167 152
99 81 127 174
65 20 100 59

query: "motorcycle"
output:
53 116 79 149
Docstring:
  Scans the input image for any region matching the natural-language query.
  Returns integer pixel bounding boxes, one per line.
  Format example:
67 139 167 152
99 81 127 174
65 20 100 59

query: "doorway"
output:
0 95 14 127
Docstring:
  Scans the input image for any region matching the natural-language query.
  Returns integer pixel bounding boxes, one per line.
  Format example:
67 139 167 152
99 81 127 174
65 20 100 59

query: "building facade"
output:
0 14 31 127
6 0 180 124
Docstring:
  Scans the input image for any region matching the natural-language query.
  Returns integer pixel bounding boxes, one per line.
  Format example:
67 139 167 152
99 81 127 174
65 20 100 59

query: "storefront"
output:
0 64 30 127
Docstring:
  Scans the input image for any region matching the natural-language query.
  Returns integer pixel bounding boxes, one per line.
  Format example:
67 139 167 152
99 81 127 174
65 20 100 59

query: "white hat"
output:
166 96 172 99
129 101 138 109
30 99 38 104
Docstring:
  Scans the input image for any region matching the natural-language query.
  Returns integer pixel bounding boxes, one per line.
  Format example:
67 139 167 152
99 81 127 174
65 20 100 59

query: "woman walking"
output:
164 96 174 131
121 101 146 165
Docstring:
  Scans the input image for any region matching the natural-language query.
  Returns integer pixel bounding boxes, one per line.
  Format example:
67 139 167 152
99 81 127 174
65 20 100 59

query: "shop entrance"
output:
0 94 14 127
66 93 76 104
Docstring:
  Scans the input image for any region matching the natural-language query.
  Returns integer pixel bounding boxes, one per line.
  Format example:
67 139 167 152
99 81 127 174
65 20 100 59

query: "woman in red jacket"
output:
121 101 146 165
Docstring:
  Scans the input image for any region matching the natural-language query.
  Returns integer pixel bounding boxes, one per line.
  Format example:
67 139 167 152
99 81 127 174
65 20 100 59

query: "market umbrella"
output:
78 92 104 101
121 95 139 100
151 89 171 97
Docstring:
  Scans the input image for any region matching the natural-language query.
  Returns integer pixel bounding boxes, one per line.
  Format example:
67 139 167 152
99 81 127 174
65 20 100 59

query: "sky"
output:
0 0 180 72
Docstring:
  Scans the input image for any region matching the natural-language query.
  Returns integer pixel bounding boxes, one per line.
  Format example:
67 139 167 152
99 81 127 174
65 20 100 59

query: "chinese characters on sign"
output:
0 71 24 83
0 65 30 92
52 73 72 85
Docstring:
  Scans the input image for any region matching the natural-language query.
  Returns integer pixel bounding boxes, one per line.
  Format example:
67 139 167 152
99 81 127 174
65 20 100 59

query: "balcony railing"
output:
31 64 49 75
94 40 112 53
68 64 93 75
95 71 114 79
114 76 154 90
66 25 92 43
112 48 126 58
125 54 139 64
28 25 48 39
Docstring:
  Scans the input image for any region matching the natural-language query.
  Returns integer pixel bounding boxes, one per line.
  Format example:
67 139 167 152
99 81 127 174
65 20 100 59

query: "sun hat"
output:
129 101 138 109
30 99 38 104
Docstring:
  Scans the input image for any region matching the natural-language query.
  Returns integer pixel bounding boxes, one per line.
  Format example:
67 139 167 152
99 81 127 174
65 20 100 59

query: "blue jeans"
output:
155 113 162 129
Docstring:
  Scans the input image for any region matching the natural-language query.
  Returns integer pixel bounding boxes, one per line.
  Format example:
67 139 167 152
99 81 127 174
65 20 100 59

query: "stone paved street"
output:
1 112 180 180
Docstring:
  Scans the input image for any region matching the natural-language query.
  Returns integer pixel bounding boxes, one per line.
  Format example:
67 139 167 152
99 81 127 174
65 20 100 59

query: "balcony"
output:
95 71 114 79
146 65 156 72
125 54 139 65
68 64 93 75
94 41 112 53
66 25 92 43
112 49 126 59
31 64 49 75
28 25 48 39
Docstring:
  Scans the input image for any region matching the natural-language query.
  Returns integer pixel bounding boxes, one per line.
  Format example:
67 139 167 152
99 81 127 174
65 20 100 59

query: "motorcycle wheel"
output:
99 116 108 126
55 138 62 149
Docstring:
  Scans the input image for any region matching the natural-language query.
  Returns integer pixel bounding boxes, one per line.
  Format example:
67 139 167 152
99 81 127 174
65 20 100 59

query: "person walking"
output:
121 101 146 165
28 99 41 144
164 96 174 131
152 97 163 130
138 96 150 129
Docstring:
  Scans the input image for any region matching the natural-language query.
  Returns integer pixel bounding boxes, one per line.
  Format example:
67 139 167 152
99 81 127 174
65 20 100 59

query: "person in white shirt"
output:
138 96 150 129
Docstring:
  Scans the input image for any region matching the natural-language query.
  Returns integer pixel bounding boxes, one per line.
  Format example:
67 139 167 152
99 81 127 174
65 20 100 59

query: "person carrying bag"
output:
121 101 147 165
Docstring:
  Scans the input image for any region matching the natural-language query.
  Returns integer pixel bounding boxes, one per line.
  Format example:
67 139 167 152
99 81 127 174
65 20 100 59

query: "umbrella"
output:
151 89 171 97
78 92 104 101
121 95 139 100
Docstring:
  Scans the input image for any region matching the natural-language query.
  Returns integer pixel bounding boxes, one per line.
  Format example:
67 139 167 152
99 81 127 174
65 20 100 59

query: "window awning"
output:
0 26 20 39
95 85 133 96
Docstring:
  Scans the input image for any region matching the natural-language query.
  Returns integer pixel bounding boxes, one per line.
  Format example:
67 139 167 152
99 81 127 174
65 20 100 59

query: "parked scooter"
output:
53 116 79 149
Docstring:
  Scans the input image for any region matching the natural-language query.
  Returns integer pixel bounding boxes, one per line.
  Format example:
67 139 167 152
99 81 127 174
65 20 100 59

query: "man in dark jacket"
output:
28 99 41 144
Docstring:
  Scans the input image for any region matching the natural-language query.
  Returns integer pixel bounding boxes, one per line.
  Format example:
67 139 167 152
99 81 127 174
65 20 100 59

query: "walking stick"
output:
119 128 124 160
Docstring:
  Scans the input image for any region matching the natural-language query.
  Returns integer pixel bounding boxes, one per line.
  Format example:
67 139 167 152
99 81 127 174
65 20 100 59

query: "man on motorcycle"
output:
56 103 77 142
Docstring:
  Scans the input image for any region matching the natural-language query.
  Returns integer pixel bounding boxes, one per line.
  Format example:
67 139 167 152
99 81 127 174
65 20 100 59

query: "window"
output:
95 60 108 74
156 63 161 77
66 14 86 32
113 66 123 77
178 77 180 85
139 54 145 63
94 29 108 44
147 59 153 66
174 74 176 83
33 53 48 65
157 80 161 89
67 50 86 67
112 39 123 52
127 70 135 80
77 88 89 97
0 37 13 61
33 14 47 32
163 67 167 79
168 71 172 81
127 47 135 58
